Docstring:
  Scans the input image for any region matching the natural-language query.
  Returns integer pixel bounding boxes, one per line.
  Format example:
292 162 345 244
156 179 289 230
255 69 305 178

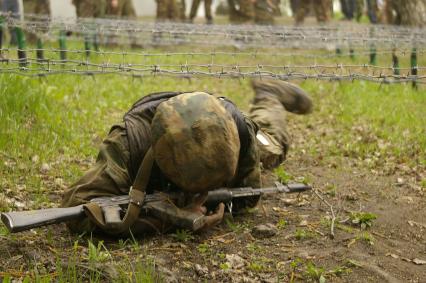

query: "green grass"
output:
294 80 426 169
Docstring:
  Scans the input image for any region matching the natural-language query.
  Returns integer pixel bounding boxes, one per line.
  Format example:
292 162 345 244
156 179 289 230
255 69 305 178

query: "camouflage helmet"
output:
151 92 240 193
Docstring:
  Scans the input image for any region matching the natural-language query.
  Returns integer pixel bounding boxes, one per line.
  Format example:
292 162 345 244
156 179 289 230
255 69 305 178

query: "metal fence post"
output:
59 30 67 61
0 16 4 50
392 48 399 76
410 47 417 89
15 27 27 67
36 38 44 61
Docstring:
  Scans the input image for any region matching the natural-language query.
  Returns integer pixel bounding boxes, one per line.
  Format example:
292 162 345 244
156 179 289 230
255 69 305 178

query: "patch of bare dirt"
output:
1 154 425 282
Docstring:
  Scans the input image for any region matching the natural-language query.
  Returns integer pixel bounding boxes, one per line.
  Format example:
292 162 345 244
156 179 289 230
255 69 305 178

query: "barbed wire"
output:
2 13 425 49
1 47 423 59
1 14 423 83
0 48 423 84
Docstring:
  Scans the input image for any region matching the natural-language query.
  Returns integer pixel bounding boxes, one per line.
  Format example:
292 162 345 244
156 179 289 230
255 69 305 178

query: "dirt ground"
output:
1 128 425 283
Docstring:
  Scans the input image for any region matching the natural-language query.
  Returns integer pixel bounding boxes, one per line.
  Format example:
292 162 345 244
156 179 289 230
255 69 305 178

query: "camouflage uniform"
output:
156 0 179 21
1 0 21 45
104 0 138 46
228 0 255 23
23 0 51 42
23 0 50 16
178 0 186 20
189 0 213 23
62 80 312 235
228 0 278 25
106 0 136 17
295 0 332 24
73 0 106 18
254 0 278 25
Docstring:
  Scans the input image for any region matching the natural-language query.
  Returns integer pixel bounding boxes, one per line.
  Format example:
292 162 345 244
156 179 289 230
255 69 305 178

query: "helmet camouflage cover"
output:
151 92 240 193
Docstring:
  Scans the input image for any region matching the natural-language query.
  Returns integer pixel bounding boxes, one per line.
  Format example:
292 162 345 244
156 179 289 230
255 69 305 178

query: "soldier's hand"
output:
202 202 225 229
184 192 225 230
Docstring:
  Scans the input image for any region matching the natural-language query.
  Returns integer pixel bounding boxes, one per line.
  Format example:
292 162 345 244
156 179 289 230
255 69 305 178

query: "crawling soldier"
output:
61 79 313 236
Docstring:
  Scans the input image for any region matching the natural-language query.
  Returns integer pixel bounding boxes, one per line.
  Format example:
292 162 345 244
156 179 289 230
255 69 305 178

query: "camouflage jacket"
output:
123 91 261 197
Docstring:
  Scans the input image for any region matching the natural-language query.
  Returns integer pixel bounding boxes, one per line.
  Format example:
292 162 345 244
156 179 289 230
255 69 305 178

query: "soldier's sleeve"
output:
61 125 132 234
231 116 262 211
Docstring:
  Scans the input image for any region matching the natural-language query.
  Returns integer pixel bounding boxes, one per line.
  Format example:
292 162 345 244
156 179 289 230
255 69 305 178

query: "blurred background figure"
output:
105 0 138 47
340 0 355 20
23 0 51 43
295 0 332 25
354 0 378 23
1 0 20 45
289 0 299 16
73 0 106 18
382 0 426 26
189 0 213 24
227 0 254 23
156 0 179 21
254 0 279 25
23 0 50 16
178 0 186 21
227 0 278 25
106 0 136 18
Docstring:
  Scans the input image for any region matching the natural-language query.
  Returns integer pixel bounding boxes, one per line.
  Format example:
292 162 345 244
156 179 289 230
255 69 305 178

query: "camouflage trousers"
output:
189 0 213 21
295 0 332 24
23 0 51 42
178 0 186 20
156 0 179 21
61 92 290 235
23 0 50 15
106 0 136 17
228 0 255 23
249 92 289 169
254 0 275 25
73 0 106 18
228 0 278 25
1 0 20 45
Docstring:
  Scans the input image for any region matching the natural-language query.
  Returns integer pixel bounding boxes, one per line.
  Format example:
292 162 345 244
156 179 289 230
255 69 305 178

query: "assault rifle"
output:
1 182 311 233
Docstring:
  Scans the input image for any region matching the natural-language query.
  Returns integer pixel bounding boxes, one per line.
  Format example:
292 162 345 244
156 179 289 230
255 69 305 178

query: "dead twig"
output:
313 188 336 239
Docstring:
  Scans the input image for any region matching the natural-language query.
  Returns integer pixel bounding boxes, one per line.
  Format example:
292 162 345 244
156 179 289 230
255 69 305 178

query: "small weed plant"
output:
172 229 195 242
350 212 377 229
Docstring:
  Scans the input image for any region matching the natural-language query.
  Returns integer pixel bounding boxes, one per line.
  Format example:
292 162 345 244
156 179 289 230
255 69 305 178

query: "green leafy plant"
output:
305 262 326 283
325 184 337 197
219 263 230 270
246 243 261 253
225 218 248 233
87 240 111 262
329 265 352 276
172 229 194 242
356 232 375 246
294 229 314 240
248 261 265 273
197 243 210 254
350 212 377 229
129 229 141 251
118 238 130 250
276 218 287 230
289 257 304 276
131 259 163 283
274 166 294 183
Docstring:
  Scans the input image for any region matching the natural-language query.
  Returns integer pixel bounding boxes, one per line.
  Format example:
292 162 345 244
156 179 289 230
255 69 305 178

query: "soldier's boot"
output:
251 79 313 115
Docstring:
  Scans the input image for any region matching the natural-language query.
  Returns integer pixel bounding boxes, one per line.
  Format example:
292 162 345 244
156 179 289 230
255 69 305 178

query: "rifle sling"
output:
83 147 154 235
